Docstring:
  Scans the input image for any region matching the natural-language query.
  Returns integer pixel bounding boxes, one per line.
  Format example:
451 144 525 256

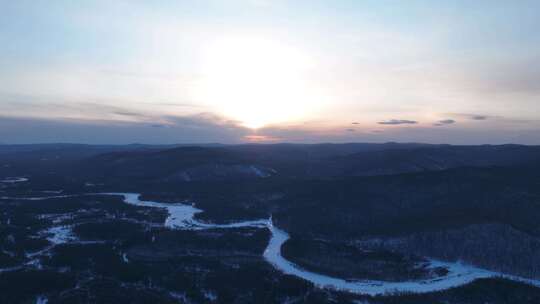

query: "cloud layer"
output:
1 2 540 144
378 119 418 125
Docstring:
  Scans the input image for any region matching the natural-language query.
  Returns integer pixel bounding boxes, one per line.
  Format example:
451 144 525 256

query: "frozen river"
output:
102 193 540 296
5 192 540 296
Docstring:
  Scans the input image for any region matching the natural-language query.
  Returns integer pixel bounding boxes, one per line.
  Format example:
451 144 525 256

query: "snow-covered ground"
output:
42 190 64 194
11 192 540 296
35 295 48 304
0 265 23 273
37 213 74 224
122 253 129 263
0 195 75 201
249 165 271 178
1 177 29 183
43 226 76 245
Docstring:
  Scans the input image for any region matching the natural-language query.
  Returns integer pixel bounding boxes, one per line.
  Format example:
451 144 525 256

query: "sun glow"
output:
195 36 324 129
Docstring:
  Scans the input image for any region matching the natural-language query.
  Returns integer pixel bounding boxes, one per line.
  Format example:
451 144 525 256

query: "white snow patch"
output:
42 190 64 194
169 292 190 303
177 171 192 182
250 165 270 178
122 253 129 263
1 195 75 201
203 290 218 301
1 177 29 183
2 249 15 257
35 295 48 304
37 213 74 224
44 226 76 245
26 258 43 270
101 193 203 229
0 266 23 273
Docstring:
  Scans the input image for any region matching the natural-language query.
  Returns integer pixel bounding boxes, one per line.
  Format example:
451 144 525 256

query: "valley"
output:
2 143 540 303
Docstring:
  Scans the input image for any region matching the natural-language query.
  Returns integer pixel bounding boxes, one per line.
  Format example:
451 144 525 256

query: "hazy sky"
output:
1 0 540 144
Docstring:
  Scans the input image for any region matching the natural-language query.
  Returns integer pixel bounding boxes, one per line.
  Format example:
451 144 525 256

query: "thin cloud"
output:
113 111 146 117
378 119 418 125
136 102 204 108
449 113 491 121
0 113 251 144
434 119 456 126
448 114 537 125
472 115 488 120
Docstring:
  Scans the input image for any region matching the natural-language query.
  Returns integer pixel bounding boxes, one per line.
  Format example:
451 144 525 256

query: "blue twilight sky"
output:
1 0 540 144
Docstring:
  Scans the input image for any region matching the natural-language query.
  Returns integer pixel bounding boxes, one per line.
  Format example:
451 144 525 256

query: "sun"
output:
194 35 323 129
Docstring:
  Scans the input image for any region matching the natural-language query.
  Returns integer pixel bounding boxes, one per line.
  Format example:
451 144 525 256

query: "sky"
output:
1 0 540 144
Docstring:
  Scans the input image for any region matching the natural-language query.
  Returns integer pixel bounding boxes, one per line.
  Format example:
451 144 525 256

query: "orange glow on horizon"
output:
243 135 281 142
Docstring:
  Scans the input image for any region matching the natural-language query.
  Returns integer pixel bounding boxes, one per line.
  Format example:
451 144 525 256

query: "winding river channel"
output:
101 193 540 296
5 192 540 296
